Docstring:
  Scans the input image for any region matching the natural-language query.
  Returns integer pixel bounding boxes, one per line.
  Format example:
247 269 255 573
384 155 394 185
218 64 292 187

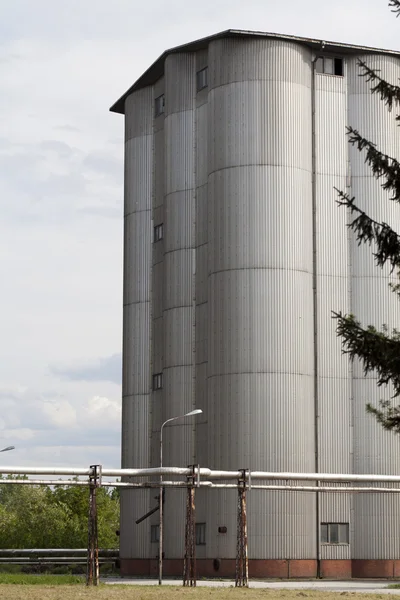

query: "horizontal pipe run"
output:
0 549 118 556
2 479 400 492
100 467 400 484
248 471 400 483
4 466 400 486
0 558 113 564
101 467 195 477
0 467 91 476
102 481 400 492
0 479 91 486
210 484 400 493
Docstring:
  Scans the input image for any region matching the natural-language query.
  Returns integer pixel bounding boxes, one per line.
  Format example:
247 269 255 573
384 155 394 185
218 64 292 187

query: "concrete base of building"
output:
121 558 400 579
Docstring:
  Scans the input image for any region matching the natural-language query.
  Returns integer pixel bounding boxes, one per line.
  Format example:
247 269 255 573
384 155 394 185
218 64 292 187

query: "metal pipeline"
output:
3 465 400 485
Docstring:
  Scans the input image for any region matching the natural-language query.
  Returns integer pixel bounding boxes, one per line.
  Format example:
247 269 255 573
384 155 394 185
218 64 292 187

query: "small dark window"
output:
196 67 208 91
315 56 344 77
155 94 165 117
154 223 163 242
334 58 343 76
151 524 159 543
153 373 163 390
321 523 349 544
196 523 206 545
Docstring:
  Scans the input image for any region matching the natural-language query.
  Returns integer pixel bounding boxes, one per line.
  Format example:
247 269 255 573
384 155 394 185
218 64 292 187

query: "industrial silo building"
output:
111 30 400 579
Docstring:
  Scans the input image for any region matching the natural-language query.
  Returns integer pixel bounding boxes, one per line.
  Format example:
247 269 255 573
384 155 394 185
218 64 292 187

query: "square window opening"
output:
315 56 344 77
154 223 163 242
155 94 165 117
334 58 344 76
196 523 206 545
153 373 163 391
321 522 349 545
196 67 208 92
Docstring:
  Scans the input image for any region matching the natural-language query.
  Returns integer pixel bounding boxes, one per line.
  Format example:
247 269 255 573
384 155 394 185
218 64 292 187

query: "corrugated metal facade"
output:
120 34 400 565
121 87 153 559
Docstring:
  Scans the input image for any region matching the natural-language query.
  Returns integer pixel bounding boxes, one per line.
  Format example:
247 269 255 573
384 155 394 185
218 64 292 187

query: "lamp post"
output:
0 446 15 453
159 408 202 585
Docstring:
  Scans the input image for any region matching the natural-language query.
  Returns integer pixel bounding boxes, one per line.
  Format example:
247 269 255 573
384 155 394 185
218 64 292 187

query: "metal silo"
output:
121 87 154 565
206 38 316 567
162 52 197 560
348 54 400 572
112 31 400 579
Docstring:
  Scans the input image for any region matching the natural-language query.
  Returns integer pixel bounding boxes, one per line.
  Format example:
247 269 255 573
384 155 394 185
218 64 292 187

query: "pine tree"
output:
334 0 400 432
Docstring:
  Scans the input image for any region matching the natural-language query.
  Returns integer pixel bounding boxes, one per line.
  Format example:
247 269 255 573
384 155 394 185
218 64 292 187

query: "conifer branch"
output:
333 312 400 396
357 60 400 111
346 128 400 202
336 190 400 271
389 0 400 16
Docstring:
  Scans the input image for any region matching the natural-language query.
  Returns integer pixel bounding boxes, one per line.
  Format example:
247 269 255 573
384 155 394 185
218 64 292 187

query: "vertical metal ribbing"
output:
311 53 321 578
235 470 249 587
183 466 196 586
87 465 101 586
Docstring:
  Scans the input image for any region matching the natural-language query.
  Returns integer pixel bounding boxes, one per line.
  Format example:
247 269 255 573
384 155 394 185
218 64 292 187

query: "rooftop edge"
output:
110 28 400 115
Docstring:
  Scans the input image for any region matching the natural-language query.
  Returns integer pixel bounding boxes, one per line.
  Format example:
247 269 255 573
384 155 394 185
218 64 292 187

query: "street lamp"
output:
0 446 15 453
159 408 202 585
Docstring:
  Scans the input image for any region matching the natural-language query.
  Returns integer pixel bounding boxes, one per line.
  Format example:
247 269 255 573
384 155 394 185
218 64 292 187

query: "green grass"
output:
0 573 84 585
1 585 400 600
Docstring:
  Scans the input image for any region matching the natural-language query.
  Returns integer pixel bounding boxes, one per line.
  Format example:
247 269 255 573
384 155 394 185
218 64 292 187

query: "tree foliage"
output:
334 0 400 431
0 476 119 548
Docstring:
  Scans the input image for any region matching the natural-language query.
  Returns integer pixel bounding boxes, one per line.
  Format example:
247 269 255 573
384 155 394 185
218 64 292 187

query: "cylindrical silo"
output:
162 53 197 559
121 87 154 566
206 38 316 569
348 54 400 572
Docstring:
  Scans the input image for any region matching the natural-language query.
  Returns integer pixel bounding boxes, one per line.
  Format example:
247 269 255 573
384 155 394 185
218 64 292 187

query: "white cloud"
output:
42 400 77 429
83 396 121 427
0 384 121 467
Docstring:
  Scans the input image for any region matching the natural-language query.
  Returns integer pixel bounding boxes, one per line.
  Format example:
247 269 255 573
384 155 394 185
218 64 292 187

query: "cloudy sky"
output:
0 0 399 469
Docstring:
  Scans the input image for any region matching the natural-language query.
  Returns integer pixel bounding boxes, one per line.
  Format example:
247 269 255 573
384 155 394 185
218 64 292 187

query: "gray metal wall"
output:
315 62 352 562
121 87 153 560
162 53 197 558
206 38 316 559
121 36 400 563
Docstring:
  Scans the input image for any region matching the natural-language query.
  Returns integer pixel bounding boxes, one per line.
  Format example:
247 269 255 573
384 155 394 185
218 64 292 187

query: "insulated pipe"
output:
234 471 400 483
5 465 400 485
198 484 400 493
0 549 118 556
101 467 197 477
102 481 400 493
1 477 400 493
0 467 91 476
0 479 91 486
3 478 400 493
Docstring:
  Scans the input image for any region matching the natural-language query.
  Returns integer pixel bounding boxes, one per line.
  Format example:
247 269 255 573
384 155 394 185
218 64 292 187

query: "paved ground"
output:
104 578 400 593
